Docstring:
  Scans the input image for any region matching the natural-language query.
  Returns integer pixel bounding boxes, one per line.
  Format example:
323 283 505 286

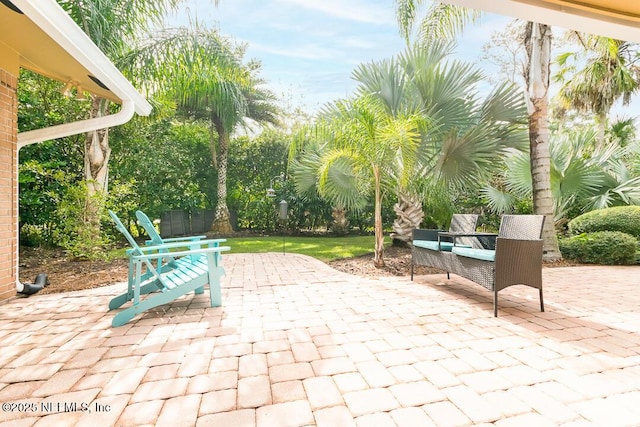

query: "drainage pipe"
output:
17 99 135 148
15 100 135 293
17 273 48 295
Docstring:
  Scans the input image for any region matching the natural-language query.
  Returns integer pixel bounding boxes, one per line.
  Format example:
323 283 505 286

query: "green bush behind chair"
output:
560 231 638 265
562 206 640 265
568 206 640 238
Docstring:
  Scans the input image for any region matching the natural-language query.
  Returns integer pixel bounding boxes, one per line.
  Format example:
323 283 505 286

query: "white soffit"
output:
440 0 640 43
2 0 151 116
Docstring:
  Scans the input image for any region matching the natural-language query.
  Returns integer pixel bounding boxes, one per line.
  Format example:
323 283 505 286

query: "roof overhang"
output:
440 0 640 43
0 0 152 145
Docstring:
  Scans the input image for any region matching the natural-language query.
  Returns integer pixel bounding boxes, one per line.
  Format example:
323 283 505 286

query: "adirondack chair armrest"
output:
163 235 208 242
137 239 228 253
132 245 230 261
144 235 211 245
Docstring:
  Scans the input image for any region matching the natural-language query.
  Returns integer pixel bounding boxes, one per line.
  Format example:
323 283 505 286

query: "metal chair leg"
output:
410 257 414 281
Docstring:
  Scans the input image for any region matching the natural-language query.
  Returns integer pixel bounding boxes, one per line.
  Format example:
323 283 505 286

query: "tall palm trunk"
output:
84 96 110 235
524 22 561 261
210 116 233 233
373 167 385 268
594 112 608 150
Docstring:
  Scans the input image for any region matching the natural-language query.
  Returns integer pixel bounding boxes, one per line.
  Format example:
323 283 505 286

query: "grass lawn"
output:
225 235 388 262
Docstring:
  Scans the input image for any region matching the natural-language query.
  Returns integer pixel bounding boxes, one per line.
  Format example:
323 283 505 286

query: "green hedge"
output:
559 231 638 265
568 206 640 238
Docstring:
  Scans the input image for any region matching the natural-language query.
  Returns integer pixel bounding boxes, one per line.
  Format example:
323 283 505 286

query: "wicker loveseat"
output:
411 214 545 316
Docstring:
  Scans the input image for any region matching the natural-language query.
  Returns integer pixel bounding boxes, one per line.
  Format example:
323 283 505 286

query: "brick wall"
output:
0 68 17 301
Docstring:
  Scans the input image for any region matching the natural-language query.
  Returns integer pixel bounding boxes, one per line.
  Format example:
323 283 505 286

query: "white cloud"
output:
249 42 342 61
277 0 395 25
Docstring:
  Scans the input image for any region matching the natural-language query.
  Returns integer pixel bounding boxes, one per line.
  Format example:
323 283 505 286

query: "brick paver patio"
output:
0 253 639 426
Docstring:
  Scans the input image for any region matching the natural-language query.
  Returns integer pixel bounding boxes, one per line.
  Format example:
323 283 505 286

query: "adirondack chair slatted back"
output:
109 210 173 284
110 210 159 293
135 210 217 264
136 210 165 246
109 210 144 255
135 210 179 267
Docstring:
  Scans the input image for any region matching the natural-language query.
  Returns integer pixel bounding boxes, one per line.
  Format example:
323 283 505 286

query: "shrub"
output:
559 231 638 265
19 224 47 247
53 183 110 260
568 206 640 238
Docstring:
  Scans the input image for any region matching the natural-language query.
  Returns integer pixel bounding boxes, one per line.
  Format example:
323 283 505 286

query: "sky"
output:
166 0 511 114
165 0 638 119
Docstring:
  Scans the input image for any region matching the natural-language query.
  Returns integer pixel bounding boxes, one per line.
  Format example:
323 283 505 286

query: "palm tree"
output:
122 26 280 233
555 35 640 147
58 0 184 240
395 0 562 260
349 52 426 245
523 22 561 259
353 42 528 243
291 95 423 267
292 40 528 264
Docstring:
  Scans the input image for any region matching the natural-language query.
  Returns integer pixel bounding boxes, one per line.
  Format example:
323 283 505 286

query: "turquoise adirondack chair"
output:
135 209 225 278
108 210 230 327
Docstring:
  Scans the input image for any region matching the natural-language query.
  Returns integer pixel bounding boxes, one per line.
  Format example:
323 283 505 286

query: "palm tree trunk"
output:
210 120 218 168
595 112 607 150
331 205 349 235
84 96 110 237
373 167 385 268
391 191 424 246
524 22 562 261
210 117 233 234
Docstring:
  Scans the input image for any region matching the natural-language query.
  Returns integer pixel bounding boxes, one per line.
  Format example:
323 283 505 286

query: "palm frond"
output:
609 176 640 205
59 0 183 57
436 127 498 189
121 25 280 135
395 0 418 42
556 37 639 116
290 152 322 196
353 58 419 117
558 159 604 201
416 4 482 43
482 185 516 214
504 152 533 197
317 149 369 211
479 81 528 125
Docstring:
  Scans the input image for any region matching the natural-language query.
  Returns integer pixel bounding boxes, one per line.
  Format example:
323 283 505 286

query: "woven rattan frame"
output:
411 214 545 316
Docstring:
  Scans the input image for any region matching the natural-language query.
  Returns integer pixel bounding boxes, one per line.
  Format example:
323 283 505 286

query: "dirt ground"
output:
19 247 130 295
18 244 577 295
18 245 438 295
